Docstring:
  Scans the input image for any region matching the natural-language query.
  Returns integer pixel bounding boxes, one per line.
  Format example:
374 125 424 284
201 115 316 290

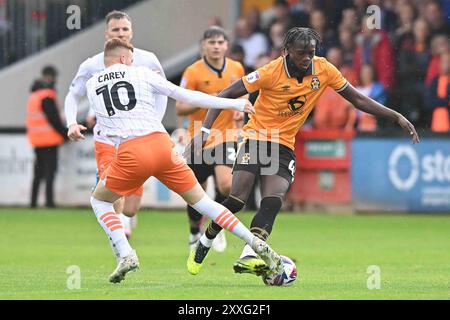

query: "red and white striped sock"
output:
90 196 133 258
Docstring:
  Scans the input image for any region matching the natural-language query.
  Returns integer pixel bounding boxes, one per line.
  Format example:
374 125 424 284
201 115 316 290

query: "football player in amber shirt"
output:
186 27 420 277
176 26 246 253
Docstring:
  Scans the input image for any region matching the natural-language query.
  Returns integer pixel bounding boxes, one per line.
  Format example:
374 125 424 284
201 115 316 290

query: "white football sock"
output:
199 234 214 248
90 196 133 258
191 194 256 246
118 213 131 235
240 244 257 258
130 215 138 229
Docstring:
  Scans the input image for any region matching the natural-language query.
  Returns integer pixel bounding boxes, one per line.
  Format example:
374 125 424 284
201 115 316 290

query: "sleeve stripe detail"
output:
335 81 349 93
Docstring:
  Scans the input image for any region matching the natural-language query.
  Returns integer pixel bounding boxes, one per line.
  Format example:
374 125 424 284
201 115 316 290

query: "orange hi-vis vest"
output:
26 88 64 147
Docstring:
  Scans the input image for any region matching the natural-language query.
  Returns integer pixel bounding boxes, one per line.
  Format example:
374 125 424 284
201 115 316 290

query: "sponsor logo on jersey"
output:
246 71 260 84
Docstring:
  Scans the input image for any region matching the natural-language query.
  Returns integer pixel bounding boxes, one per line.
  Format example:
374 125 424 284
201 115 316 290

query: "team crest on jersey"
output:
241 153 251 165
310 76 320 90
246 71 260 84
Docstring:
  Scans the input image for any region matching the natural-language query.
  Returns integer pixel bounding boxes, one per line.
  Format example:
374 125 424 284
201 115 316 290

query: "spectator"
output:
339 27 357 67
268 21 286 59
246 7 263 33
355 64 387 131
425 34 450 86
267 0 309 31
26 66 66 208
340 8 361 35
228 43 252 73
354 15 396 90
394 1 417 42
313 86 357 131
367 0 398 34
309 9 338 57
425 52 450 128
424 0 450 36
396 19 431 125
327 46 359 86
254 53 272 70
234 17 269 69
353 0 369 18
313 47 357 131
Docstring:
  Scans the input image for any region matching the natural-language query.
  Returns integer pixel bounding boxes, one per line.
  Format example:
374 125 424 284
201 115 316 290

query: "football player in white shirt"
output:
64 11 164 241
66 38 283 283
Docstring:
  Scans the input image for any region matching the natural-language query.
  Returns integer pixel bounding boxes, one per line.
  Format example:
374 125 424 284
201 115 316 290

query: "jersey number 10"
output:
95 81 137 116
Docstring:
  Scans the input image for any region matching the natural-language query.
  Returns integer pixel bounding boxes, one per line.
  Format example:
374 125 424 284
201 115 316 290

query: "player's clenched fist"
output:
68 124 87 141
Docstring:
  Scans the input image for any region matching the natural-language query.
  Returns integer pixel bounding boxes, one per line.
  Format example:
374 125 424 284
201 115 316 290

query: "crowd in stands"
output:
0 0 139 69
1 0 449 132
221 0 450 132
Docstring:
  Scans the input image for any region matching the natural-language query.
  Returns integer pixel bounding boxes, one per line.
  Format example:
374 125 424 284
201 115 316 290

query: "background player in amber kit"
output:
187 27 420 276
176 26 246 252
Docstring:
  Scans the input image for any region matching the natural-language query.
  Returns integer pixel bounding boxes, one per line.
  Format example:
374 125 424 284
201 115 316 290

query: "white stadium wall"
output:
0 134 216 207
0 0 239 129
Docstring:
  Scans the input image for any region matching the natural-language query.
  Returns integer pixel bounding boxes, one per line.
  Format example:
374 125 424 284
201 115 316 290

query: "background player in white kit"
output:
66 38 282 283
64 10 163 241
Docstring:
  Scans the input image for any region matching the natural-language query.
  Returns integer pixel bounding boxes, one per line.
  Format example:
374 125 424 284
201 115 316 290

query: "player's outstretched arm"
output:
202 79 249 130
183 80 249 159
168 85 253 114
64 91 87 141
339 84 420 144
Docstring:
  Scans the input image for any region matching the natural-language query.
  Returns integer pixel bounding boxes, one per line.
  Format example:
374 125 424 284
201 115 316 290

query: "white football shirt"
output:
70 48 167 119
86 64 176 140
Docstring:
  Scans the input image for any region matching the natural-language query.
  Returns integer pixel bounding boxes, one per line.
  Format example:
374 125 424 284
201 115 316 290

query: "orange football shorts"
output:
99 132 197 197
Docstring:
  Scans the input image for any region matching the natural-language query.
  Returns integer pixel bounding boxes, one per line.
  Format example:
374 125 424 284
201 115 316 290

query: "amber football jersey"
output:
180 57 245 148
242 55 349 150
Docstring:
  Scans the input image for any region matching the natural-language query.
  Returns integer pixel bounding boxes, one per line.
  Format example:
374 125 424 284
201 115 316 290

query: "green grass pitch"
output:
0 208 449 300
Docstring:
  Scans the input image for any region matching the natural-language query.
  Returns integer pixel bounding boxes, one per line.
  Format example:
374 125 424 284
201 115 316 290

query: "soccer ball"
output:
262 255 297 286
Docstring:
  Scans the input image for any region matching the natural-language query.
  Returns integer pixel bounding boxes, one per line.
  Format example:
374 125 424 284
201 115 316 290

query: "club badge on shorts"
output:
241 153 251 165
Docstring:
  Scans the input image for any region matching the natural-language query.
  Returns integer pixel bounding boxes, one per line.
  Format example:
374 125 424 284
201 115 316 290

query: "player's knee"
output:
222 196 245 214
123 196 141 217
216 181 231 197
123 204 138 217
260 196 283 213
122 210 136 217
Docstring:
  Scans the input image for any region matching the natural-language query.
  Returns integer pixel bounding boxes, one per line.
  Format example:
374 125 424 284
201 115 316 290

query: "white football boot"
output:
109 249 139 283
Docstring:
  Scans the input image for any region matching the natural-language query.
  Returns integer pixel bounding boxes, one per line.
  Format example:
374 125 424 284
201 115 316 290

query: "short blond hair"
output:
104 38 134 56
105 10 131 25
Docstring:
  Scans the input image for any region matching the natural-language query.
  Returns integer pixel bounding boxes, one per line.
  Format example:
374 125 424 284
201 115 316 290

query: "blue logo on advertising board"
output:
352 138 450 212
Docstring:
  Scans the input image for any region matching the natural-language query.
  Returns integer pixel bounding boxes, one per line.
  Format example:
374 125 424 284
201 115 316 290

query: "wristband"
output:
200 127 211 135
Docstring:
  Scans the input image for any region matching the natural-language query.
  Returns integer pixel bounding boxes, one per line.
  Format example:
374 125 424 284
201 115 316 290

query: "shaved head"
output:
104 38 134 67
